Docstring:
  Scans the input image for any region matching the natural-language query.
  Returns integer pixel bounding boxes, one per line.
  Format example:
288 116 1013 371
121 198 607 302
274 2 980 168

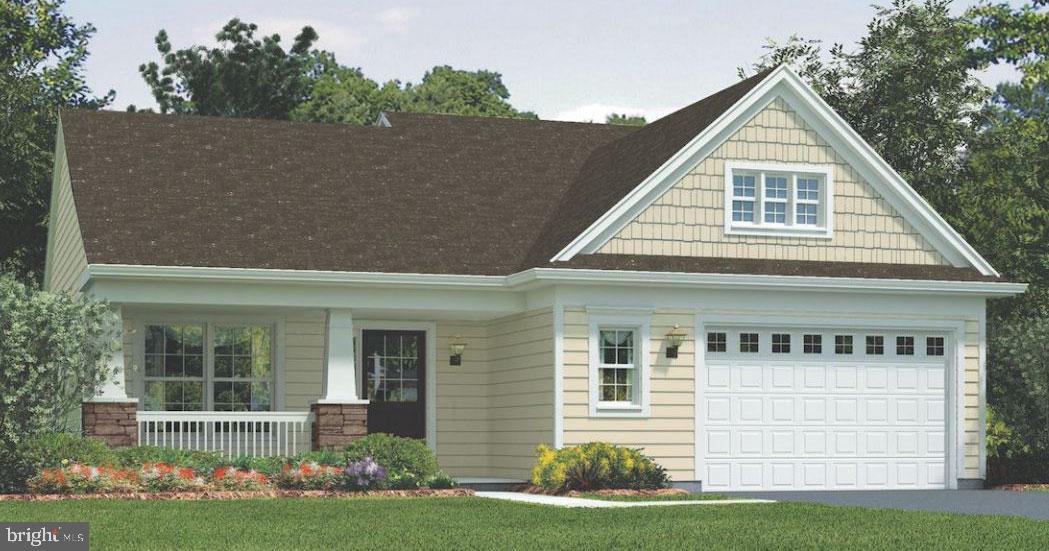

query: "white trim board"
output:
548 65 999 277
83 264 1026 300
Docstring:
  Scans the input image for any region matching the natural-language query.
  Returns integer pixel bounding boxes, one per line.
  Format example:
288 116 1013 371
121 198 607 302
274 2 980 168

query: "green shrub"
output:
295 449 345 466
18 433 118 470
115 446 224 472
227 455 289 476
385 471 421 490
424 471 457 489
531 442 670 492
0 445 33 493
345 434 439 480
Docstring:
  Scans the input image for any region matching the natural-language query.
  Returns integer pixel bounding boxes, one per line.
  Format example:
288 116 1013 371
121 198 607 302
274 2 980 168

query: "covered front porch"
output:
79 267 555 480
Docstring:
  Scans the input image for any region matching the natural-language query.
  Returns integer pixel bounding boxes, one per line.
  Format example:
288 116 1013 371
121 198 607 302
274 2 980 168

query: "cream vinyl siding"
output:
436 320 491 477
598 97 948 266
964 319 980 477
562 307 697 481
486 309 555 478
435 310 555 479
282 310 326 411
43 124 89 292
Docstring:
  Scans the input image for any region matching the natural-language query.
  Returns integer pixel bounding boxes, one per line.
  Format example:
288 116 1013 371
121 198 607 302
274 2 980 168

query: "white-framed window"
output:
723 162 834 238
141 320 278 412
588 311 651 417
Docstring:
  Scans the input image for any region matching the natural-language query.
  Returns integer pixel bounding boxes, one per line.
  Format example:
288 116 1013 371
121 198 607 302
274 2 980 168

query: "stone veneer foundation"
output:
310 403 368 450
82 401 137 447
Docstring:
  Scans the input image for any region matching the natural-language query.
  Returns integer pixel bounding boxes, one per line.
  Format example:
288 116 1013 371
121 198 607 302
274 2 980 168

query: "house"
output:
44 65 1025 491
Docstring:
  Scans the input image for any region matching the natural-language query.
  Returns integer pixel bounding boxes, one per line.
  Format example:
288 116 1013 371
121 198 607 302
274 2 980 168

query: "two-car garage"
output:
699 327 949 491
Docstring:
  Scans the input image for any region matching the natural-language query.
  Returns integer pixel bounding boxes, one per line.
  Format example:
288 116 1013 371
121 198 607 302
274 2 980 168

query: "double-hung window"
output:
724 162 833 238
143 321 276 412
589 311 651 417
731 174 756 222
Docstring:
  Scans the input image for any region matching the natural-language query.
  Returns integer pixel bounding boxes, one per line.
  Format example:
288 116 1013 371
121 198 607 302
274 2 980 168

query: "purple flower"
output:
344 456 387 490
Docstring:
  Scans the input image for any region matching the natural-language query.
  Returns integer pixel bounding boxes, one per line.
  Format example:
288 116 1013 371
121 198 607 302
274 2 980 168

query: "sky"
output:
67 0 1022 123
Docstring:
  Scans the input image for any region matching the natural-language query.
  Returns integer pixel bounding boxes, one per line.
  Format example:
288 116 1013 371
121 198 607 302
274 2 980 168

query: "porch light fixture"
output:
449 336 467 366
665 325 688 359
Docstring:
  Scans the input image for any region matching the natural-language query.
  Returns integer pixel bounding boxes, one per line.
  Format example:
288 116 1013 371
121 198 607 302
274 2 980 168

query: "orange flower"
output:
178 467 195 480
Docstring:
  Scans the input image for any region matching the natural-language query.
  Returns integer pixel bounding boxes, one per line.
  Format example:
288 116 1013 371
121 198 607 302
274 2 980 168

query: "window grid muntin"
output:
803 334 822 354
732 174 756 222
835 335 853 354
727 168 827 231
598 328 637 404
866 335 885 355
739 333 759 353
143 321 276 412
707 332 727 353
365 333 421 403
771 333 791 353
144 324 205 411
927 336 945 356
896 335 915 356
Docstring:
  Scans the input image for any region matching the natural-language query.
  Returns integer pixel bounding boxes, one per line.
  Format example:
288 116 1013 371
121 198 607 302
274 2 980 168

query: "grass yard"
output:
2 496 1048 550
576 492 728 501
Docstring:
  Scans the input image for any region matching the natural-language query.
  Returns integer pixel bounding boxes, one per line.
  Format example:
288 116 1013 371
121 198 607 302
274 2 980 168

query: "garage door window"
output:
897 336 915 355
707 332 727 353
927 337 945 356
803 334 822 353
835 335 853 354
866 335 884 355
772 333 791 353
740 333 759 353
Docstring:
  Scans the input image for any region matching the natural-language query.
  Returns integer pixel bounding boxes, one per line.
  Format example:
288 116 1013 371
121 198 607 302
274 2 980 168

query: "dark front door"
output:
361 330 425 438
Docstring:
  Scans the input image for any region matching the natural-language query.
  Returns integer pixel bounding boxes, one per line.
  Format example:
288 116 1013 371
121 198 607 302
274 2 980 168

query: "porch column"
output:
83 306 138 448
311 308 368 450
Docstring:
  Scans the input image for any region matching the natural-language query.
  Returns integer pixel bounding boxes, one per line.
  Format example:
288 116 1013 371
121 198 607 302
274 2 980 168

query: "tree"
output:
605 113 646 126
291 55 401 125
0 275 120 490
741 0 986 215
956 83 1049 320
397 66 537 119
969 0 1049 88
139 18 322 119
0 0 112 281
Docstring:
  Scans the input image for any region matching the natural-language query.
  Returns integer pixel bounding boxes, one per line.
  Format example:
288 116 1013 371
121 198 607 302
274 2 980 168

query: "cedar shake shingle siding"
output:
599 98 948 265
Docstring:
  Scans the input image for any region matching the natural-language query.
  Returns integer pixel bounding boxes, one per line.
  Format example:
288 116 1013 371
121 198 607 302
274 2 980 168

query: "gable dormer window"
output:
723 162 834 238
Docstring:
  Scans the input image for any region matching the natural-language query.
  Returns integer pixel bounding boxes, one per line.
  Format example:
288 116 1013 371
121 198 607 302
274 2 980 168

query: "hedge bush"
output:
345 433 439 480
531 442 670 492
115 446 224 472
19 432 118 469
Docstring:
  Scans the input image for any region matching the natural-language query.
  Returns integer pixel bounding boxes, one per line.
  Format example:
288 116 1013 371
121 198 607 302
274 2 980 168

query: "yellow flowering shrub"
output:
530 442 669 492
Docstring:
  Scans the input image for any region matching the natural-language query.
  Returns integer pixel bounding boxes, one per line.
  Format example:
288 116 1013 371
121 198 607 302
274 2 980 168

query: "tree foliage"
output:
143 19 536 124
0 0 112 281
139 18 321 119
969 0 1049 87
0 275 121 490
605 113 646 126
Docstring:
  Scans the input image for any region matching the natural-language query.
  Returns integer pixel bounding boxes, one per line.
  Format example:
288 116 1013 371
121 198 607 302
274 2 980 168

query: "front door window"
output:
362 330 425 438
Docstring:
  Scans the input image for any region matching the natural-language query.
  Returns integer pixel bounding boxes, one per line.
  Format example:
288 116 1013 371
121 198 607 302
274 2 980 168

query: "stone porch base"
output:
82 401 137 448
311 402 367 450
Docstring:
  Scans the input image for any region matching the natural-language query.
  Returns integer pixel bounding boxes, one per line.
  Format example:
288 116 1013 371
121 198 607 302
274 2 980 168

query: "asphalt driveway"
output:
724 490 1049 520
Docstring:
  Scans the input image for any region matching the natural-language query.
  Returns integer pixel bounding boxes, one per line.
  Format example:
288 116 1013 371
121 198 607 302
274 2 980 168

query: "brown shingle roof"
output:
59 71 994 282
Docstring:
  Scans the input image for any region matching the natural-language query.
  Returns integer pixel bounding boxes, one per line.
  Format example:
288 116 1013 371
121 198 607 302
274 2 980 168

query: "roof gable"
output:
548 66 998 277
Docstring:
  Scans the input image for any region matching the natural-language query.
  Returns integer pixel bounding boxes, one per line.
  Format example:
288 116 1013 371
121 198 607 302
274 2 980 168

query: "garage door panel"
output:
701 328 948 491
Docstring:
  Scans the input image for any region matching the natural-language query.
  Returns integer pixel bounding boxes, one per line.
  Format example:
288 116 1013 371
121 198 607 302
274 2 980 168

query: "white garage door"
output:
700 328 948 491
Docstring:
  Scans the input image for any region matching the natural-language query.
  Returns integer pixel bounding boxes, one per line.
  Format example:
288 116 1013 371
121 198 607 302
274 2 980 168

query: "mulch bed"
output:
992 484 1049 492
519 486 690 497
0 488 473 502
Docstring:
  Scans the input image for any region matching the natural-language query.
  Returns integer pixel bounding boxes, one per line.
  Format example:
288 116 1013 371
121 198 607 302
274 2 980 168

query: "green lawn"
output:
1 497 1047 550
576 492 727 501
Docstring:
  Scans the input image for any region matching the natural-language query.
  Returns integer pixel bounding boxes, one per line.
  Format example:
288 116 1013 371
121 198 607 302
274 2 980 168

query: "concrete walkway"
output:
723 490 1049 520
475 491 775 508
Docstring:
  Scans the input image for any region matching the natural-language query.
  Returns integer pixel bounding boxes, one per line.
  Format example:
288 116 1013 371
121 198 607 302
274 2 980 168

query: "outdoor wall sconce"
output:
665 325 688 358
450 336 467 366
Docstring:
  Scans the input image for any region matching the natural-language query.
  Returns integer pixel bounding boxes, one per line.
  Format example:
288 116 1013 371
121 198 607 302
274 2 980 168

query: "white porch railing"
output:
136 411 313 458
